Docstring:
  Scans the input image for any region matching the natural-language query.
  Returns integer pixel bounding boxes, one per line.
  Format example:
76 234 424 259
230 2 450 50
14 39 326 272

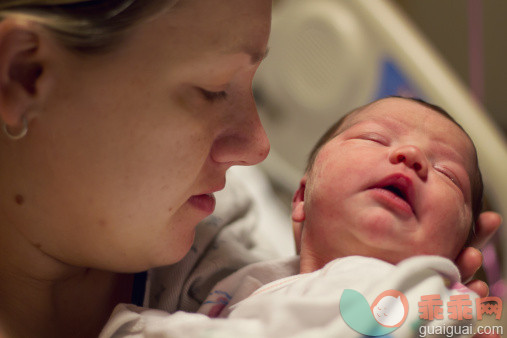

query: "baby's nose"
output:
389 145 428 179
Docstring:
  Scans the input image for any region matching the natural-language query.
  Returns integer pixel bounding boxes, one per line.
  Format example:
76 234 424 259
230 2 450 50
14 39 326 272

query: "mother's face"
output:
5 0 271 271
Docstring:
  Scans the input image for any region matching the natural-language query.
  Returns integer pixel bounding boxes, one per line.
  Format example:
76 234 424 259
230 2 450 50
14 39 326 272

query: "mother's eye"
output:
199 88 228 102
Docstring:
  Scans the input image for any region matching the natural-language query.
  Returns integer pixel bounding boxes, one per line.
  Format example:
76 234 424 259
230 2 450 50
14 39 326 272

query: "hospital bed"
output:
248 0 507 289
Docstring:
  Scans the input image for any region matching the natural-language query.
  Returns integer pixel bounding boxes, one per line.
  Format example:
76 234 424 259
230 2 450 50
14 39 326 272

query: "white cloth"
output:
100 255 479 337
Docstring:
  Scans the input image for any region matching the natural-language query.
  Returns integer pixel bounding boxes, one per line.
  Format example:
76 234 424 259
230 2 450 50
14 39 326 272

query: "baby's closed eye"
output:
355 132 389 146
433 164 462 190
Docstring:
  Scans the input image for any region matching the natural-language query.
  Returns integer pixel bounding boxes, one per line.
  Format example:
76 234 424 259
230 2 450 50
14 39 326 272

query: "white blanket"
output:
101 256 480 337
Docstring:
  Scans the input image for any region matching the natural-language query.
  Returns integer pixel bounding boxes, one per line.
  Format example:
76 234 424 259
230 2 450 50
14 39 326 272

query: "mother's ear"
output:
0 19 45 134
292 175 307 254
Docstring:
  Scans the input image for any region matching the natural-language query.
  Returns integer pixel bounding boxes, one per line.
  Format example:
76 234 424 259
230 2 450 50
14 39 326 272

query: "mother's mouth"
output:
188 193 216 214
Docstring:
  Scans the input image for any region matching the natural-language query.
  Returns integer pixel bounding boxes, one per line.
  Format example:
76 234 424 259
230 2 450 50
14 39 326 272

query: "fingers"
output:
471 211 502 249
453 212 501 338
465 279 489 298
456 247 482 283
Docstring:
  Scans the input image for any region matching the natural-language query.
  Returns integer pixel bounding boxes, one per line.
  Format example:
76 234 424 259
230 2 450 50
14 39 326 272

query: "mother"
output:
0 1 500 337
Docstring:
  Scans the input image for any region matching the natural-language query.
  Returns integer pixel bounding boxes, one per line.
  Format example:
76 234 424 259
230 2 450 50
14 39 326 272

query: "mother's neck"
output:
0 221 134 338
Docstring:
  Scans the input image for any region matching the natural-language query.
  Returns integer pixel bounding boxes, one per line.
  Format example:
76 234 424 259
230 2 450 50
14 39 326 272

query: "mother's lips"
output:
188 180 225 215
188 193 216 214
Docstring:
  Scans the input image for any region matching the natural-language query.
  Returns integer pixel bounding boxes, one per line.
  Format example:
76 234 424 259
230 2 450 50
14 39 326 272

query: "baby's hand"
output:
455 211 502 297
456 212 502 338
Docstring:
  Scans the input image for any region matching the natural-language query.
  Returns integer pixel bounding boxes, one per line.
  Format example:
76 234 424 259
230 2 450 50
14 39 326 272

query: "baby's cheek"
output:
424 220 469 259
446 200 472 247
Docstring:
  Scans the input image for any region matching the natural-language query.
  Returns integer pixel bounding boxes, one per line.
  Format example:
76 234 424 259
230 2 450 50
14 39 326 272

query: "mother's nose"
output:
210 98 270 166
389 145 428 179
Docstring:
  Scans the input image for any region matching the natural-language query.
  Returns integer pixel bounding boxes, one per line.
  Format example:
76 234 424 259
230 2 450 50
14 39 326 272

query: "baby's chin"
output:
364 248 461 266
349 228 465 265
332 244 447 266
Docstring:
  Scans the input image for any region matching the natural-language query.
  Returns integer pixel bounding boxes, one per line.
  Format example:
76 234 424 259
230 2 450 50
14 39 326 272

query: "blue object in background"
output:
375 58 424 100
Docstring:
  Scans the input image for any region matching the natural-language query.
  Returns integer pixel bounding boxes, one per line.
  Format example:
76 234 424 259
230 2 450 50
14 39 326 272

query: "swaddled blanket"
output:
101 255 480 337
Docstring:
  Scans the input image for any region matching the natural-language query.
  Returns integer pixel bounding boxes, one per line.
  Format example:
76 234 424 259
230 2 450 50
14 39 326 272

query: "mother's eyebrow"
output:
247 46 269 64
219 46 269 65
230 46 269 64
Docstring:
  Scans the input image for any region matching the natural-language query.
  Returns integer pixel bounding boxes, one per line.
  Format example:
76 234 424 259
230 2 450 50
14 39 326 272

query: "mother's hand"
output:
455 211 502 297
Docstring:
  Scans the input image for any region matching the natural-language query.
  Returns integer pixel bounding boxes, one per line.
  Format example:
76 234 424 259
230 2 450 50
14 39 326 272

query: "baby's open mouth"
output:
368 174 415 216
381 185 408 202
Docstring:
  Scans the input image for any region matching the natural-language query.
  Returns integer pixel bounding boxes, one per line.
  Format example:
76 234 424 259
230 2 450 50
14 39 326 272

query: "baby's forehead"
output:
341 100 443 128
340 100 464 139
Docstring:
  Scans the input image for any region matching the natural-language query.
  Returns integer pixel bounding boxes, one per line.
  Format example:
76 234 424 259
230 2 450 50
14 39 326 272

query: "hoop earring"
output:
2 117 28 140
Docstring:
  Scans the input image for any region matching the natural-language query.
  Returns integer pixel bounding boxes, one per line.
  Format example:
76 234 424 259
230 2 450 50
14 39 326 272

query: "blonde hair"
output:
0 0 177 53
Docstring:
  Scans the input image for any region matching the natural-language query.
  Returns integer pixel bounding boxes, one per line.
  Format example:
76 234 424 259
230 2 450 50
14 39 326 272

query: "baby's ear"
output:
292 176 307 254
292 176 306 222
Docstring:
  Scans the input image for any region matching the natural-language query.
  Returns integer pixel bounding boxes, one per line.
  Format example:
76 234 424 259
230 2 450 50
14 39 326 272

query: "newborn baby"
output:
198 97 485 337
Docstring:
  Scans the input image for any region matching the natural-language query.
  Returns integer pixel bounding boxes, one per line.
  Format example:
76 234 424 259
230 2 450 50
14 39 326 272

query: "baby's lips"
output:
369 173 416 214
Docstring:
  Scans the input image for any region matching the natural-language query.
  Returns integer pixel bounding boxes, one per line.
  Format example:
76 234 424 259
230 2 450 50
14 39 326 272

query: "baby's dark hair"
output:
305 96 484 244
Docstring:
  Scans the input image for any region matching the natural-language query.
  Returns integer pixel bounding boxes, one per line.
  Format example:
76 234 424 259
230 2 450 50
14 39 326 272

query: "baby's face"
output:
301 98 475 265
